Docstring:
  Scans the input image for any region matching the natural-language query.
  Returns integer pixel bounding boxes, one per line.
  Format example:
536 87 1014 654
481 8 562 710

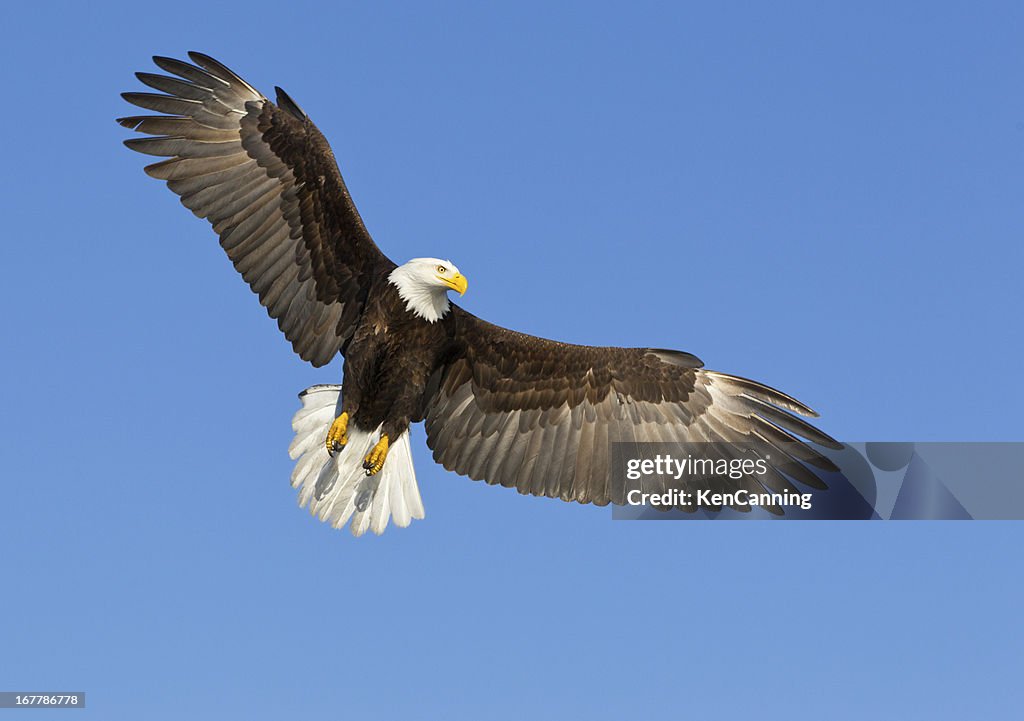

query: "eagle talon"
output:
363 435 389 476
325 412 349 457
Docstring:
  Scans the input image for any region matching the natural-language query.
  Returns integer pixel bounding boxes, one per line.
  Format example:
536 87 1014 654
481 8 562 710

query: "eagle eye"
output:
437 265 447 274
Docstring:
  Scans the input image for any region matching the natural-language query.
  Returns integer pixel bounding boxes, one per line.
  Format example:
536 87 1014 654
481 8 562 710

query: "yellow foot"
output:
325 412 349 456
363 435 390 476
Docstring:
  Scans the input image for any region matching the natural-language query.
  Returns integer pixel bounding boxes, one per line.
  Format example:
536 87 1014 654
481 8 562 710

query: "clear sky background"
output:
1 1 1022 719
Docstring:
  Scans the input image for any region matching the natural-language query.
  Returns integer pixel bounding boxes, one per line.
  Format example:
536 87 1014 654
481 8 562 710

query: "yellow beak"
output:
440 272 468 296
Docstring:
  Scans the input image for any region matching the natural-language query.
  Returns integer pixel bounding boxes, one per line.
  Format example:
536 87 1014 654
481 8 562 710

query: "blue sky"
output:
2 1 1022 718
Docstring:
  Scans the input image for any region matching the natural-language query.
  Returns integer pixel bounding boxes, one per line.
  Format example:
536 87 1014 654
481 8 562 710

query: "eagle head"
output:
388 258 468 322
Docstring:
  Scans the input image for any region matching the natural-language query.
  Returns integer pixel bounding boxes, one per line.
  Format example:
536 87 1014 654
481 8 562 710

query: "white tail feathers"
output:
289 385 425 536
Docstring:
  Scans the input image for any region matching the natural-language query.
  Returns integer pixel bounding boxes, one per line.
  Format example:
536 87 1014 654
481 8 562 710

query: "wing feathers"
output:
135 72 213 101
426 309 840 511
121 53 394 367
117 116 235 141
143 152 249 181
187 51 261 96
125 136 243 158
152 55 231 90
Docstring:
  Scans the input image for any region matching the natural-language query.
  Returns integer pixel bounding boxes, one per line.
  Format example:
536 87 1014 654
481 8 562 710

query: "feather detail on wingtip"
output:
274 86 307 119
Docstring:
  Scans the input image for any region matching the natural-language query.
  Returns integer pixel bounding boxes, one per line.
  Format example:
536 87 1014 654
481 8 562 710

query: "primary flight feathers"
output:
120 52 841 535
120 52 388 366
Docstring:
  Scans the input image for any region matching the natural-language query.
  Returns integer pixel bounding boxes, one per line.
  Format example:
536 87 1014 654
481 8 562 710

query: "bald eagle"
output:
120 53 840 536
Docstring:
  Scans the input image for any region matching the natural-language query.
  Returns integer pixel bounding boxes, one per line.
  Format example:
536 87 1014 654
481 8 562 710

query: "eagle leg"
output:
363 435 390 476
325 412 349 457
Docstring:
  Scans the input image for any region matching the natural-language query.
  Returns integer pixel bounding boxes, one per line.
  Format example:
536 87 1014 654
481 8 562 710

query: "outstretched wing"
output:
119 52 393 366
425 308 841 513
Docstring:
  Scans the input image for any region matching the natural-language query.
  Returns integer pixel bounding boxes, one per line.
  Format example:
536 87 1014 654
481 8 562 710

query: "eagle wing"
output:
119 53 392 366
425 308 842 512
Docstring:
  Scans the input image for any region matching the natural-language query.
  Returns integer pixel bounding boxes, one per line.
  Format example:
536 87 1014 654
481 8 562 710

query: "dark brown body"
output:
341 274 453 438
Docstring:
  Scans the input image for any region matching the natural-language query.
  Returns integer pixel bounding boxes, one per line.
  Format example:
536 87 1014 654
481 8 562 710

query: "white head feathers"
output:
387 258 467 323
